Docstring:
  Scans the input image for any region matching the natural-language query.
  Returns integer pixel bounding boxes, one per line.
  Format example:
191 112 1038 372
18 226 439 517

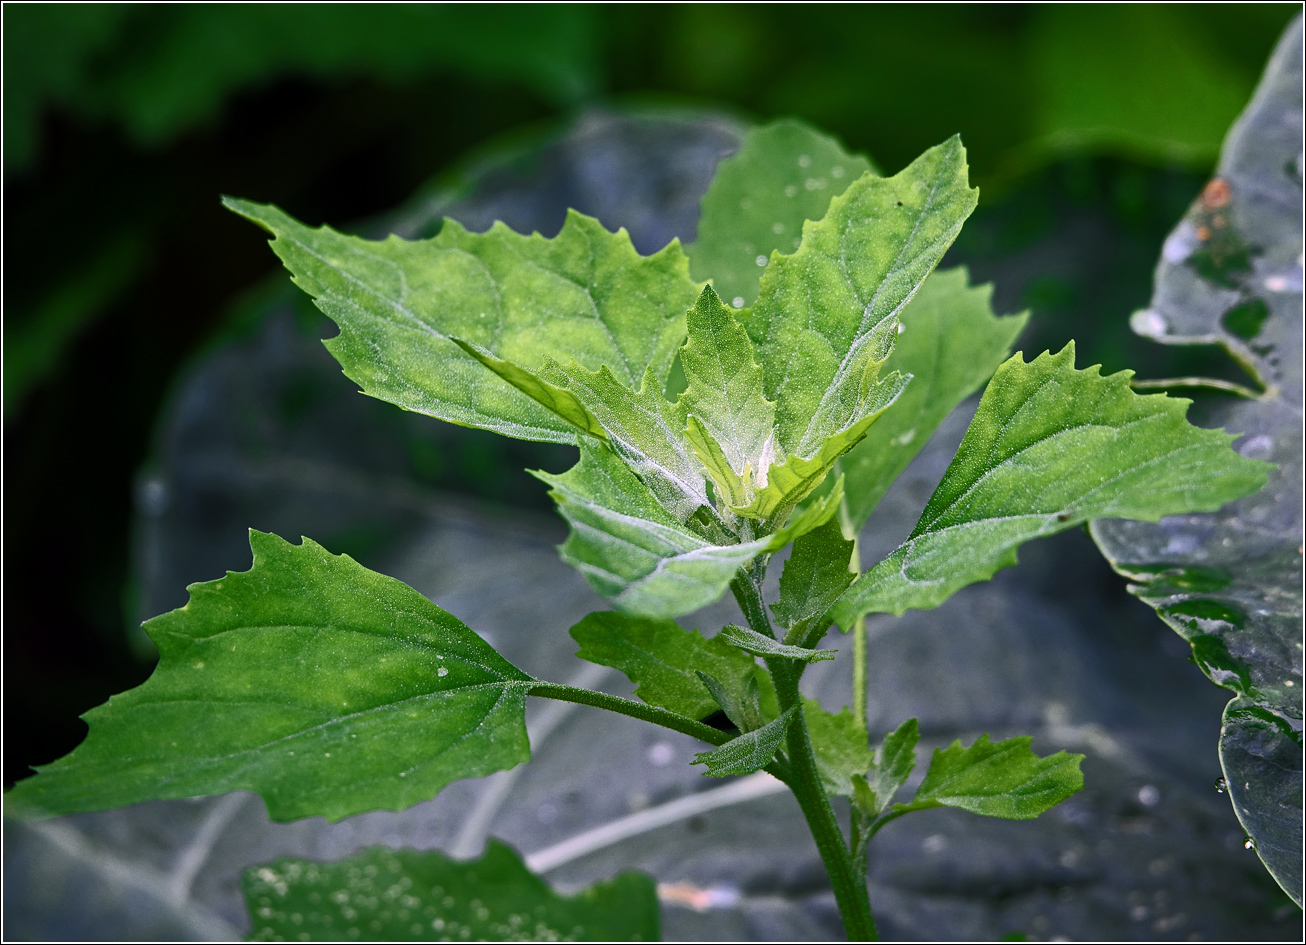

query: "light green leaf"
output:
679 284 777 509
735 371 910 526
244 840 658 942
760 473 845 552
548 362 709 523
687 118 876 308
832 342 1271 624
838 267 1028 528
693 708 796 777
535 443 766 619
569 611 758 721
745 135 977 456
863 718 920 816
718 624 836 663
898 734 1084 820
6 532 532 823
772 519 855 643
223 199 700 444
804 699 874 797
451 337 607 440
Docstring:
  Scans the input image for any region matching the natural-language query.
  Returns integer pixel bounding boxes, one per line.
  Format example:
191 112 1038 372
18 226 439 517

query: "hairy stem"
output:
527 683 733 747
848 521 868 736
734 570 879 941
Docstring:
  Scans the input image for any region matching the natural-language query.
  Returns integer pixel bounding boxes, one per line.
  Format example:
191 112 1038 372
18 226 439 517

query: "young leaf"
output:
898 734 1084 820
832 342 1272 624
693 708 797 777
569 611 758 720
6 532 533 823
679 285 777 509
746 135 978 456
837 268 1029 528
804 699 875 797
772 519 856 643
761 472 845 551
687 118 876 308
535 443 767 619
223 199 700 444
244 840 659 942
695 670 766 733
718 624 836 662
863 718 921 816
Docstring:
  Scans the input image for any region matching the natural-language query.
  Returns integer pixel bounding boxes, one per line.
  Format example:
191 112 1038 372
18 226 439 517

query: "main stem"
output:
733 568 878 942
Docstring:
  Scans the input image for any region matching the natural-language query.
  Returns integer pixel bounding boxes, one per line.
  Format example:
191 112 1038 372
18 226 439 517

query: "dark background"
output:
3 3 1299 789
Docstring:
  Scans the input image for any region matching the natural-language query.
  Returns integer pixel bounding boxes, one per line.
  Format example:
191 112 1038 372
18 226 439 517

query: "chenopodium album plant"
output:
8 121 1271 941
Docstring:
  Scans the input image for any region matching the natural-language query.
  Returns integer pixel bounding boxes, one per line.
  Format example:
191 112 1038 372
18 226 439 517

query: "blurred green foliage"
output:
3 3 1296 416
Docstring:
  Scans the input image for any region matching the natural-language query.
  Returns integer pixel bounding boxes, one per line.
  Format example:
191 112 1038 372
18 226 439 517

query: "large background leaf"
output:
244 840 658 942
1090 14 1304 906
7 532 533 823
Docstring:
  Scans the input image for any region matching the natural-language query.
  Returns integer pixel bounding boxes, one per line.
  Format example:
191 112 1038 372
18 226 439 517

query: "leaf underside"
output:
7 532 532 823
244 840 659 942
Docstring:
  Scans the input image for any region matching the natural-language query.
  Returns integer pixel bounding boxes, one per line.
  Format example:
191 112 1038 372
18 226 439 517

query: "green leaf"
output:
569 611 758 720
695 670 766 733
761 473 845 552
838 267 1028 527
898 734 1084 820
548 362 710 523
243 840 658 942
535 443 767 619
687 118 876 308
863 718 920 816
745 135 977 457
832 342 1271 624
679 284 778 510
223 199 700 444
6 532 532 823
804 699 874 797
772 519 855 643
717 624 836 663
693 708 796 776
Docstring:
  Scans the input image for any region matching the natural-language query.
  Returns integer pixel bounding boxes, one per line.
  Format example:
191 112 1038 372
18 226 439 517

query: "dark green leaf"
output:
899 734 1084 820
718 624 835 662
838 267 1028 527
695 670 765 733
804 699 874 797
693 708 796 777
6 532 532 823
833 342 1271 624
224 199 700 445
772 519 855 642
570 611 757 720
243 840 658 942
1090 16 1304 905
864 718 920 815
687 118 876 308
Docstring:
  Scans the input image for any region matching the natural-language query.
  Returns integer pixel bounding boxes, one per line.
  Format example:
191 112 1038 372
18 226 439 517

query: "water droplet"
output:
797 154 812 168
896 322 905 334
1138 784 1161 807
731 297 745 309
1244 836 1256 850
755 255 768 267
437 667 449 677
771 221 784 234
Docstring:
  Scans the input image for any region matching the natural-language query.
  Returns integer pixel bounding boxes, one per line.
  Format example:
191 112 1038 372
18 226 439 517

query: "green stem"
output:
734 571 879 941
527 683 733 747
844 504 868 736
